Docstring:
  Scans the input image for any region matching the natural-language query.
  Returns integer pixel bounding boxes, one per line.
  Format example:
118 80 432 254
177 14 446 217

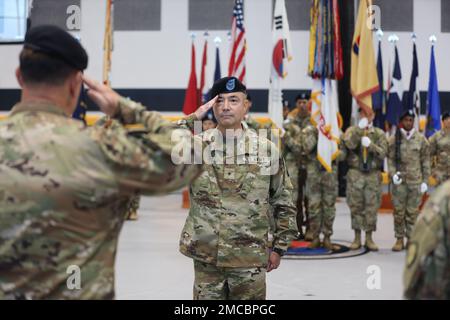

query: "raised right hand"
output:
194 95 218 120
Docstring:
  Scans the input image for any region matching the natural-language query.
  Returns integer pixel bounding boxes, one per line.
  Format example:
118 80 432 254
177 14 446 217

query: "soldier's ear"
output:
16 68 24 88
68 71 83 97
244 98 250 113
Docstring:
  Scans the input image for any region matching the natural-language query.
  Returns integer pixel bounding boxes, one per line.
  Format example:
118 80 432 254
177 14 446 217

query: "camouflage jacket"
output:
388 130 431 185
429 130 450 182
301 125 346 174
404 180 450 299
178 121 297 268
282 114 311 167
244 114 261 132
0 98 201 300
343 125 388 172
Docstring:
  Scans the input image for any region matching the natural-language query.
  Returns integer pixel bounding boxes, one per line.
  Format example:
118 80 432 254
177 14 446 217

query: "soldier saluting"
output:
178 76 297 300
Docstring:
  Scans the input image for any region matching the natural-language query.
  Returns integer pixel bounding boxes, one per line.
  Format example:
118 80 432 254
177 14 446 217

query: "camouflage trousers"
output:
286 159 308 232
193 260 266 300
306 167 338 237
392 183 421 238
346 169 382 232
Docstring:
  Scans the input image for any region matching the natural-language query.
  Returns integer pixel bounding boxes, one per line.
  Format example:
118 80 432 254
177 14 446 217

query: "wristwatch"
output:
272 247 285 257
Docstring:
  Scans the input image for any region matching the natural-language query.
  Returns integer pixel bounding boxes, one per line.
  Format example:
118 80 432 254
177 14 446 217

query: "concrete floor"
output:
115 193 406 300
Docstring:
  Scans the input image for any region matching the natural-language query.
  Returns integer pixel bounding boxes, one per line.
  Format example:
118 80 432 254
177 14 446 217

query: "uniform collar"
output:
400 128 416 140
10 101 68 117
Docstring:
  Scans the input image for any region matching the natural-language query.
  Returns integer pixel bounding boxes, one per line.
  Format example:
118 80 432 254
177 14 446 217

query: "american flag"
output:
228 0 247 83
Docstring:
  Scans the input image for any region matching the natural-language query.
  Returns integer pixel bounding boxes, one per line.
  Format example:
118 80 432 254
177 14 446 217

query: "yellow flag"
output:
308 0 319 76
351 0 378 115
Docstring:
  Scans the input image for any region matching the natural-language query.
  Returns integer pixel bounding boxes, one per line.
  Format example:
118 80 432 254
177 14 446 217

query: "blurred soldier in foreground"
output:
388 110 430 251
403 180 450 299
0 25 201 299
343 108 388 251
429 111 450 186
178 77 297 300
283 93 311 239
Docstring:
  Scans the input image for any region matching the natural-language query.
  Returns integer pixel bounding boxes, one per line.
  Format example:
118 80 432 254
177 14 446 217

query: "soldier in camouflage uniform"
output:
343 109 388 251
388 110 431 251
243 95 261 132
0 25 201 299
299 125 346 250
403 180 450 299
282 93 311 239
243 94 273 135
178 77 297 300
429 111 450 187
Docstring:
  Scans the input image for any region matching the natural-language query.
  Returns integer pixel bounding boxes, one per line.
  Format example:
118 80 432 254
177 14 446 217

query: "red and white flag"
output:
183 41 199 115
268 0 292 130
228 0 247 84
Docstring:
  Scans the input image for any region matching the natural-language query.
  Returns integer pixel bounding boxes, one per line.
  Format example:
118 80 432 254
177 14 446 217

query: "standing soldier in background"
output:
301 124 347 250
343 109 388 251
178 77 297 300
243 94 261 132
403 180 450 299
429 111 450 186
201 109 218 131
0 25 202 299
283 93 311 239
388 110 431 251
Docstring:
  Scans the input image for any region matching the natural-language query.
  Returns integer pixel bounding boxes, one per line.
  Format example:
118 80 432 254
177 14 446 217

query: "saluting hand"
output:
194 95 218 121
82 75 121 117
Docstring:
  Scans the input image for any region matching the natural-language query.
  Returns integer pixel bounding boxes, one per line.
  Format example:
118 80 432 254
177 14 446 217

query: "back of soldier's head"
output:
19 25 88 87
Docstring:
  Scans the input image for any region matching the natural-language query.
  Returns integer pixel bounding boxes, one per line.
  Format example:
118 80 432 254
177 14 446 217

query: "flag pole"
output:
103 0 114 87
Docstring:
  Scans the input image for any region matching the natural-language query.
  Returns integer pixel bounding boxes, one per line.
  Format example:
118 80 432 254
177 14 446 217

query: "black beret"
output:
24 25 88 71
296 92 310 101
210 77 246 99
400 109 415 120
442 111 450 121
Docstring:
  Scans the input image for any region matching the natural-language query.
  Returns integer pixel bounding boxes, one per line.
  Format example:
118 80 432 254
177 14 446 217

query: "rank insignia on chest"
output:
224 167 236 180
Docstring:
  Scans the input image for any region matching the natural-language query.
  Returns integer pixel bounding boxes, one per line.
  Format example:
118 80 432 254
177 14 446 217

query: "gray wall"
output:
0 0 449 110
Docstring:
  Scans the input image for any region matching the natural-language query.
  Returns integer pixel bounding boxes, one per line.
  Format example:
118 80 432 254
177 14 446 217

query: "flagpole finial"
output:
388 34 399 43
227 31 232 42
190 32 196 41
376 28 383 40
214 36 222 46
203 30 209 37
411 33 417 42
429 35 437 44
